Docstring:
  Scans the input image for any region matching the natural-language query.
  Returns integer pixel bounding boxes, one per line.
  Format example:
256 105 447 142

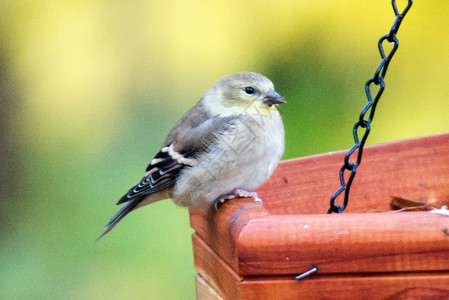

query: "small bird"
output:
99 72 286 238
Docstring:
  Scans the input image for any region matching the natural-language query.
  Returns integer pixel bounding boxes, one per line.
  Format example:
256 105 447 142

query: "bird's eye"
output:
244 87 255 94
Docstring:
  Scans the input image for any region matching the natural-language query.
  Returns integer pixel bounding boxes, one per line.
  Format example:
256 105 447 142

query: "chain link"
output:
328 0 413 214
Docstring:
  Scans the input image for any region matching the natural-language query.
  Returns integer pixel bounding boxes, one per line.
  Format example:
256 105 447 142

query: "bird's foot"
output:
214 189 263 210
233 189 263 206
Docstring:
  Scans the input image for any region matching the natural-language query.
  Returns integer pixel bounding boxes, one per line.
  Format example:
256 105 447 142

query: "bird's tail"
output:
97 201 138 240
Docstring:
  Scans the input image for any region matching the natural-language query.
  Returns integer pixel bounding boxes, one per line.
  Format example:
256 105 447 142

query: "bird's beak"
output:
263 90 286 107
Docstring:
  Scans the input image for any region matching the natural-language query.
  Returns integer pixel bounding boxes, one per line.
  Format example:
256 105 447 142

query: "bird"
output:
99 72 286 239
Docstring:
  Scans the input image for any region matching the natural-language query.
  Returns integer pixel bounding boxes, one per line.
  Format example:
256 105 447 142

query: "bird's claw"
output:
233 189 263 206
214 194 235 210
214 189 263 210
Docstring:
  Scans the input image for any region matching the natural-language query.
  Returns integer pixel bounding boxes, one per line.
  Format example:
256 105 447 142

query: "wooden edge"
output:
193 233 242 300
195 274 224 300
256 132 449 214
238 212 449 276
240 273 449 300
190 198 271 272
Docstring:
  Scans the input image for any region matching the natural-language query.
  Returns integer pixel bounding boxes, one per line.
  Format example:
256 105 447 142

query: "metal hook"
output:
295 267 318 280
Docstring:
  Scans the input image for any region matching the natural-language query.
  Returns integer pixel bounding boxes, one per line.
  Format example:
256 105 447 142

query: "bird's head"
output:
203 72 286 116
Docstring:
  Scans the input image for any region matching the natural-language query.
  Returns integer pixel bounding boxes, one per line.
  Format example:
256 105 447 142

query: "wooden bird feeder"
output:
190 133 449 299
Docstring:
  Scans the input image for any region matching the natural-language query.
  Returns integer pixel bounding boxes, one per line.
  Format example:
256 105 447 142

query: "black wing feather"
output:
116 145 196 205
98 145 197 239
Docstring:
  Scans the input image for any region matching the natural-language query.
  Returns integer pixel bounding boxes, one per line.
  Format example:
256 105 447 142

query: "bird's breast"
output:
173 112 284 208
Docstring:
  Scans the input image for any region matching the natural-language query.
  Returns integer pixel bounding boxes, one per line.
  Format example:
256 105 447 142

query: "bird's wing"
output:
116 144 196 205
118 100 239 205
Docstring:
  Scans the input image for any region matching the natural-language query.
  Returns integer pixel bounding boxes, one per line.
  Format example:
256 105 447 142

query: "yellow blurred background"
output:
1 0 448 299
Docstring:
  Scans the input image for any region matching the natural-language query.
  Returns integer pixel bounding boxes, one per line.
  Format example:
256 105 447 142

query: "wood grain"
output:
257 132 449 215
193 233 241 299
238 212 449 275
190 198 270 272
240 274 449 300
196 274 223 300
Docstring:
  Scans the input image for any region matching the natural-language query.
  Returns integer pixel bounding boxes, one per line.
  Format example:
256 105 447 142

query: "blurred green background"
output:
1 0 448 299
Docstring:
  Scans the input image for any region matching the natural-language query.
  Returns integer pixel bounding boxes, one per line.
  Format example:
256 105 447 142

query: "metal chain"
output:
328 0 413 214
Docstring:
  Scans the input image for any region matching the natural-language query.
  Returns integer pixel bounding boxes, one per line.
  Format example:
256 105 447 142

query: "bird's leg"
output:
214 189 263 210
